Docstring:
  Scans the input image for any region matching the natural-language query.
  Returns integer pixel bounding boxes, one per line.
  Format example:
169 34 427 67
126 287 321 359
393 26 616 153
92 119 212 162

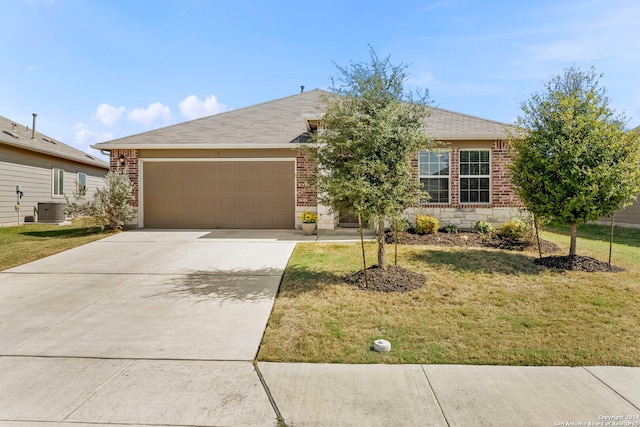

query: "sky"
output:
2 0 639 161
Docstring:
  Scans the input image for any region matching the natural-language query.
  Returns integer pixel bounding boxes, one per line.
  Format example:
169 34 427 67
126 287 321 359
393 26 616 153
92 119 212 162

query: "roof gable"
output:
93 89 514 149
0 115 109 169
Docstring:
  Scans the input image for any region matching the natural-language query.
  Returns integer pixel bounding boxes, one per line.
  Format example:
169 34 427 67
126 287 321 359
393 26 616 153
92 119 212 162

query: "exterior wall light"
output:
119 153 126 167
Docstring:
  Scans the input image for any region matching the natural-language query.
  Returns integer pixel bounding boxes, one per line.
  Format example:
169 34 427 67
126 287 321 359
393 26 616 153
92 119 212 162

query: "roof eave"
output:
91 142 301 150
2 138 109 169
432 133 512 141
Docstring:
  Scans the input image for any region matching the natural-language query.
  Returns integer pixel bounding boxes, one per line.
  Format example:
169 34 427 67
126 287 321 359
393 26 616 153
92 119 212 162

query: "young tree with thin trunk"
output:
510 66 640 256
307 48 435 270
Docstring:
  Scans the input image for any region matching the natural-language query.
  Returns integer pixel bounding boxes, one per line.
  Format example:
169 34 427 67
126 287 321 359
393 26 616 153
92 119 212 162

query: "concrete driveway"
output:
0 230 297 426
2 230 638 426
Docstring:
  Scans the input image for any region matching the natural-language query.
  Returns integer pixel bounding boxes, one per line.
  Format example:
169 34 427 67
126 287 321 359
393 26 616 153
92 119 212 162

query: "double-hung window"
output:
419 150 450 204
459 150 490 203
53 168 64 196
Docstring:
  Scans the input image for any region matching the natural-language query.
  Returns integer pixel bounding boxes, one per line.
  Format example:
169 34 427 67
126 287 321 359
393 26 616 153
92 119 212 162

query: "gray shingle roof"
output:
93 89 513 149
0 115 109 169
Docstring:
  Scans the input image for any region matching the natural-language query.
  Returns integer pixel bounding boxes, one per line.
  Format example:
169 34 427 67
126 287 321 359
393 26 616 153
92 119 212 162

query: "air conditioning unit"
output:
38 202 66 223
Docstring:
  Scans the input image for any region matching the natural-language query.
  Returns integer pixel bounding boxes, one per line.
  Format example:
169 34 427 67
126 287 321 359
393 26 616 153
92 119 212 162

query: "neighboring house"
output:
596 126 640 228
92 89 523 230
1 114 109 227
598 201 640 229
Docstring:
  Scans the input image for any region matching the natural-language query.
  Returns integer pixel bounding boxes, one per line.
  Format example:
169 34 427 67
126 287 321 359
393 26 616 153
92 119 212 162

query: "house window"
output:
77 172 87 196
419 150 450 204
459 150 490 204
53 168 64 196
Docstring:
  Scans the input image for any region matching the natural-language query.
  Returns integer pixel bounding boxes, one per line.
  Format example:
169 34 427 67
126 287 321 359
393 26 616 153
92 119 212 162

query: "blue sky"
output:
2 0 639 160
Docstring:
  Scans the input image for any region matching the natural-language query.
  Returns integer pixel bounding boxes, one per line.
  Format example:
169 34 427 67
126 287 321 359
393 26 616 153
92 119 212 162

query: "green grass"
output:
0 219 113 271
258 224 640 366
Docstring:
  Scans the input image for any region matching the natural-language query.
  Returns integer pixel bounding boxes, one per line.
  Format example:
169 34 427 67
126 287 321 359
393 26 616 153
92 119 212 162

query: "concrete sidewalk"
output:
259 363 640 427
0 230 638 426
1 359 637 426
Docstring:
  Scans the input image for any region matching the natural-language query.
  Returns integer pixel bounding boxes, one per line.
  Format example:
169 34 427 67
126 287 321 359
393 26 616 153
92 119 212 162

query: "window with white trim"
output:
77 172 87 196
419 150 450 204
53 168 64 196
459 150 490 204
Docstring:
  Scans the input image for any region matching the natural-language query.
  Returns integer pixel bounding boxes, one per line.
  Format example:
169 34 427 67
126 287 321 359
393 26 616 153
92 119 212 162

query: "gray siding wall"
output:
595 197 640 228
0 144 108 226
611 199 640 228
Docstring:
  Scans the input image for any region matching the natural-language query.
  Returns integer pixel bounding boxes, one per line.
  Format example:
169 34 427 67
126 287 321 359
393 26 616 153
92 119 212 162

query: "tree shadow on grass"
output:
20 227 104 239
409 248 547 276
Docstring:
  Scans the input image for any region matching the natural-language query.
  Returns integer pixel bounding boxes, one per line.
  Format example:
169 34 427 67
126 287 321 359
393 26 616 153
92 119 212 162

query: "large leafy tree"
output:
510 66 640 256
308 48 434 270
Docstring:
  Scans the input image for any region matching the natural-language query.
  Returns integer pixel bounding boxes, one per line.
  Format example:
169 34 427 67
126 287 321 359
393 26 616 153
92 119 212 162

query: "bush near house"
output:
474 221 495 235
415 215 439 235
500 220 527 240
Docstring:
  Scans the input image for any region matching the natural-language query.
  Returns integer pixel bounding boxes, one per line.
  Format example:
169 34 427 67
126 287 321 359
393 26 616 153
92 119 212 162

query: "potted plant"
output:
301 212 318 235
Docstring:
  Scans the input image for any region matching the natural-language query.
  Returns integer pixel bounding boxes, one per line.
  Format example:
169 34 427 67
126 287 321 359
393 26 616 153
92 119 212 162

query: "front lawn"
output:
258 224 640 366
0 219 113 271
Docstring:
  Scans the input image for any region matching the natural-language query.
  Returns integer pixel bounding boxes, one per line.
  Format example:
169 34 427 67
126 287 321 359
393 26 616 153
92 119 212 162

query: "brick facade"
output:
491 139 523 208
293 141 524 229
108 144 522 230
419 140 522 210
109 149 139 207
296 150 317 207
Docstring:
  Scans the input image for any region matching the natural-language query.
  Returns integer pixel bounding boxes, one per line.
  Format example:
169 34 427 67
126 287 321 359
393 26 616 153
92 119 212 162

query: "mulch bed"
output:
385 230 561 253
343 230 622 293
344 265 426 293
534 255 625 272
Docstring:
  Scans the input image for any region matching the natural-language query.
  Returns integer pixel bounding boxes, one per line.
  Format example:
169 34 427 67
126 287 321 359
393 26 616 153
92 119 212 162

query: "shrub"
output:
89 170 135 231
500 220 527 240
441 224 459 234
415 215 439 235
65 181 91 219
474 220 495 235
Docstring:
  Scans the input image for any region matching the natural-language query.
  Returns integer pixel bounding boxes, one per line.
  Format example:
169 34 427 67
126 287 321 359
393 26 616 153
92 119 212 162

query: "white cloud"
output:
74 122 113 152
128 102 172 127
95 103 126 126
26 65 37 72
179 94 228 120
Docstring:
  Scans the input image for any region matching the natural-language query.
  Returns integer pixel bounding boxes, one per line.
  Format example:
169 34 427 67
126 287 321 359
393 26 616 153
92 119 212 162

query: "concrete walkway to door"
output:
0 230 298 425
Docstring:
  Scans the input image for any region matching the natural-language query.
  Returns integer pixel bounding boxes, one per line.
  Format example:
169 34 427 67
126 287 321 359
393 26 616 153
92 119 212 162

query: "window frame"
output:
52 168 65 197
77 172 87 196
459 149 491 204
418 149 451 205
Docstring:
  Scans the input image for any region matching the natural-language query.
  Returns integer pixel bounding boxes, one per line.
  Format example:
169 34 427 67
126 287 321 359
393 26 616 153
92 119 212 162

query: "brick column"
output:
491 140 522 208
296 150 317 207
110 149 139 207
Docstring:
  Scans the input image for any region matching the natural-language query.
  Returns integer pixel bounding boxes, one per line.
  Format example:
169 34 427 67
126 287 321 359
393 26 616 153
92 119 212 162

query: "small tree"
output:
510 66 640 256
65 181 91 219
89 169 135 230
307 48 435 270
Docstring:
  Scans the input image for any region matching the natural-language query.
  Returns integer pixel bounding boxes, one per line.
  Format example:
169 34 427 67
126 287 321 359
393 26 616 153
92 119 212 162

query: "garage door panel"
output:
143 161 294 229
